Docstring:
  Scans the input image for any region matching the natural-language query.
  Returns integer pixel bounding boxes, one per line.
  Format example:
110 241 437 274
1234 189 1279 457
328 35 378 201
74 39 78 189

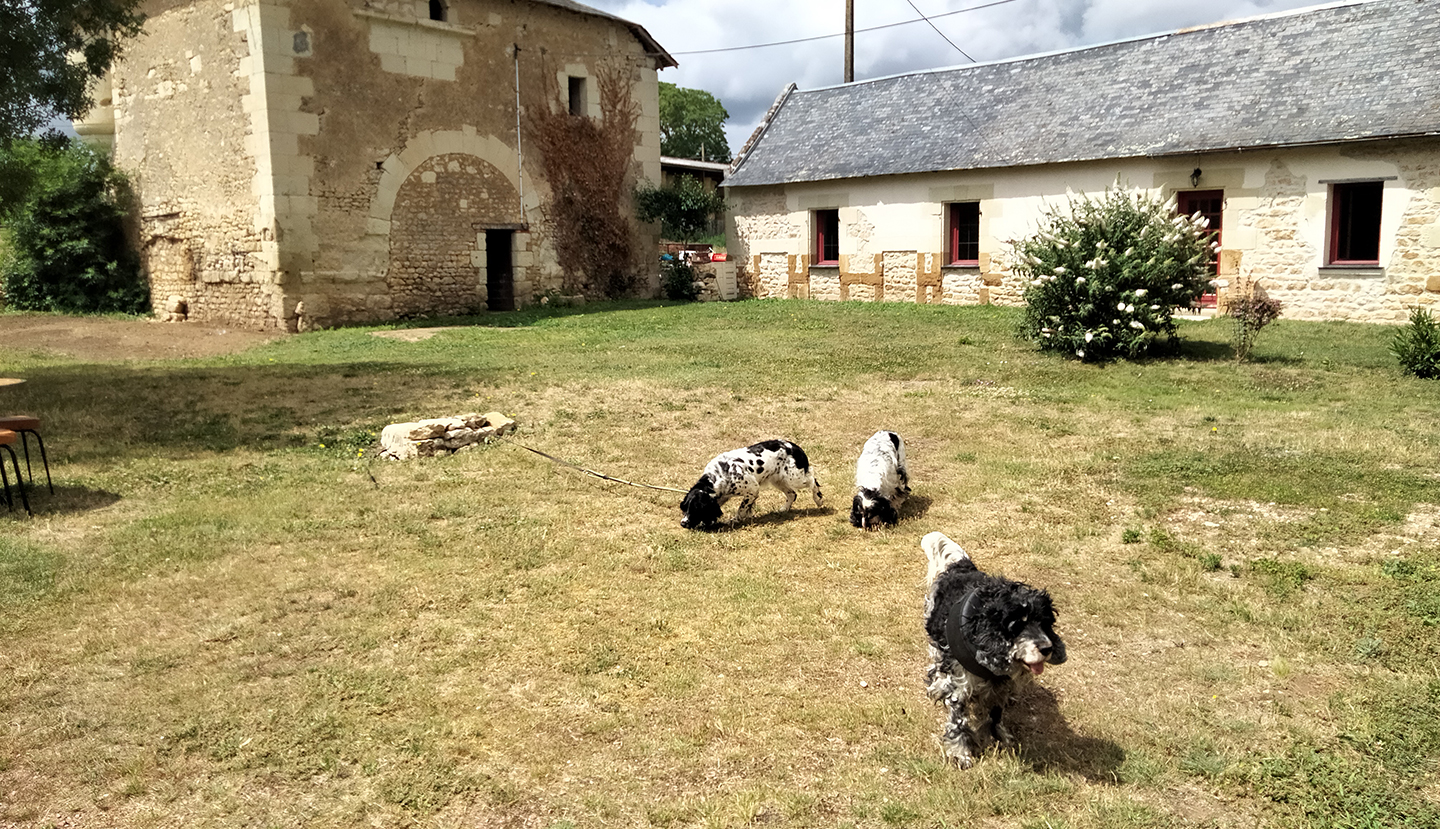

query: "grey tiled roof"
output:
726 0 1440 187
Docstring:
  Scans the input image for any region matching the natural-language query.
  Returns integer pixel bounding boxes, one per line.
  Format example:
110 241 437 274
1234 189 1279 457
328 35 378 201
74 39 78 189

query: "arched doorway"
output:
387 153 521 317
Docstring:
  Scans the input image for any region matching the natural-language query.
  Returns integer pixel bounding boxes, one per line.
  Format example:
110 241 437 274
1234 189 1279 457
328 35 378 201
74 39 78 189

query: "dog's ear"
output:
1034 590 1067 664
968 601 1019 676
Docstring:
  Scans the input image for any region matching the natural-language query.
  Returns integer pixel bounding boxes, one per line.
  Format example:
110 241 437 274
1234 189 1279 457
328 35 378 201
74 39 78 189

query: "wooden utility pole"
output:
845 0 854 82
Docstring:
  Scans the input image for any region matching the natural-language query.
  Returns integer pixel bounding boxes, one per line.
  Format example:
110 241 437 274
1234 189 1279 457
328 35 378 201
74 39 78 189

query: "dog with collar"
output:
679 439 824 530
921 531 1067 768
850 430 910 529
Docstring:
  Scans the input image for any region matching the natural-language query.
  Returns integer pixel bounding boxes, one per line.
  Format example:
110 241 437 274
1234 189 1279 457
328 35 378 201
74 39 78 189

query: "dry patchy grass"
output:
1 302 1437 828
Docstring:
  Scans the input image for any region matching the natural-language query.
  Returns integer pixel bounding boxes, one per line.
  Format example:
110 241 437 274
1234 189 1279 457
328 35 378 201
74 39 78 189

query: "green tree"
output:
0 0 145 140
0 137 147 314
658 82 731 163
635 175 726 243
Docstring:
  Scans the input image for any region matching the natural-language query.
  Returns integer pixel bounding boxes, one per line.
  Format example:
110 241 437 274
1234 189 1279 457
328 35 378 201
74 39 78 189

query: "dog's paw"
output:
926 673 959 702
941 743 976 769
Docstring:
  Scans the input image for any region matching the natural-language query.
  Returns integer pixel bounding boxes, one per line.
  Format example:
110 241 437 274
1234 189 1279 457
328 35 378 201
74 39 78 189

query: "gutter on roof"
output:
725 82 797 185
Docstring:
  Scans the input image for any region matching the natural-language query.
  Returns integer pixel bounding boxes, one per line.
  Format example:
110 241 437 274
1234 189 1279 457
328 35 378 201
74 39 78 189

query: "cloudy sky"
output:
584 0 1331 153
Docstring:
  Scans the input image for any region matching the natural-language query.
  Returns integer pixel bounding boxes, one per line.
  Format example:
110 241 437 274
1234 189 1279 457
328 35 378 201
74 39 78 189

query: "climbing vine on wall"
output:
528 61 642 299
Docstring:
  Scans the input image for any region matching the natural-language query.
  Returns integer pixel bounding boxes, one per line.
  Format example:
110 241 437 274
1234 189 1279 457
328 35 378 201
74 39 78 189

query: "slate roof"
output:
725 0 1440 188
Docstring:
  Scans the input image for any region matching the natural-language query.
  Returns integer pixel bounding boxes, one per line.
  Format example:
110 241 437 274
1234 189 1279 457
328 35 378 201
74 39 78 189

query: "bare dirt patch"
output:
0 313 281 361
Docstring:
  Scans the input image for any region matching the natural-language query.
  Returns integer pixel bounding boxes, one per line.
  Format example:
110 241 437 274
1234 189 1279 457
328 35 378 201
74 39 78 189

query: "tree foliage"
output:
0 136 147 314
658 82 731 163
634 175 725 243
1015 184 1215 361
0 0 146 141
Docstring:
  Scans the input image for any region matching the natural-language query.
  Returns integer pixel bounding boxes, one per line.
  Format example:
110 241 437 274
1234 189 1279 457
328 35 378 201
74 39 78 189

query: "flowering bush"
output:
1391 306 1440 379
1015 184 1215 361
1228 281 1284 361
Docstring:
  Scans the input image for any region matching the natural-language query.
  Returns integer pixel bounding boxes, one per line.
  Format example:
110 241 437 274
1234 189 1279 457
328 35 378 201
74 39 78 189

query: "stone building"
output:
724 0 1440 322
75 0 674 330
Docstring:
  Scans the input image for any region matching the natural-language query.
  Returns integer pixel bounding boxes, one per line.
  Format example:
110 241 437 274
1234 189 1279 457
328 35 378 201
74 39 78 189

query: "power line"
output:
904 0 976 63
669 0 1025 57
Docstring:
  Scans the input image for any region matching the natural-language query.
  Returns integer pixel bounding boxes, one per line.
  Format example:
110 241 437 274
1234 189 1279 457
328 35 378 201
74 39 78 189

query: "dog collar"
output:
947 589 1007 683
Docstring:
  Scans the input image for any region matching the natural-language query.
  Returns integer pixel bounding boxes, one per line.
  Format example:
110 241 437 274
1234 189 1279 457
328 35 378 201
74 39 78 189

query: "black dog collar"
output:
945 589 1006 683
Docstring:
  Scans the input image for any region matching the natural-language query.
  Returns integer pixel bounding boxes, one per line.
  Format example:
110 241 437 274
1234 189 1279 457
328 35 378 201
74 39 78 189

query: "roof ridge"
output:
797 0 1376 95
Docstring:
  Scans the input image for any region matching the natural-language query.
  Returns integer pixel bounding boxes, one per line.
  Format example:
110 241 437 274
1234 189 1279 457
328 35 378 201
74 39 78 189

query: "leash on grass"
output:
501 437 689 494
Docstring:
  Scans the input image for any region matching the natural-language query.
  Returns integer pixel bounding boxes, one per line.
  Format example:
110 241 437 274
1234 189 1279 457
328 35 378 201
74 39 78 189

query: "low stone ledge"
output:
379 411 517 460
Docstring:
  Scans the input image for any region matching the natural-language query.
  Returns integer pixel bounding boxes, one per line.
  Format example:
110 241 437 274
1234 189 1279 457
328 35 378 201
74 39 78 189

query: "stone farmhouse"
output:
724 0 1440 322
75 0 675 330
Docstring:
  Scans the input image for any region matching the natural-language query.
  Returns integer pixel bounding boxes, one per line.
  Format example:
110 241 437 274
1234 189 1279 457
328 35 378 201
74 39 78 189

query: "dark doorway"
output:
485 230 515 311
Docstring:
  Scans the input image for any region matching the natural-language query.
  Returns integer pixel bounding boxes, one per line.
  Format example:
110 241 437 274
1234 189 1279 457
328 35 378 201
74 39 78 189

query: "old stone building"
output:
724 0 1440 323
75 0 674 330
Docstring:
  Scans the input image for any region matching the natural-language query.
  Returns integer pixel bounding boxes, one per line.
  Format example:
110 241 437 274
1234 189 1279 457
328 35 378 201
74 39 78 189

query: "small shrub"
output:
1015 183 1215 361
659 258 699 301
1390 306 1440 379
1228 281 1284 361
1121 527 1143 544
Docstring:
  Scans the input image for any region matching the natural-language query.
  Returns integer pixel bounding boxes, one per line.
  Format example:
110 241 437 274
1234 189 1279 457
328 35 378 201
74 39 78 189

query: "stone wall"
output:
84 0 667 330
726 141 1440 322
386 152 518 317
97 0 281 329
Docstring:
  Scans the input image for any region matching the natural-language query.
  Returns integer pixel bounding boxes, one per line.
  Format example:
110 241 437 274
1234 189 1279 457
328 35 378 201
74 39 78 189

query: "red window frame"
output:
815 209 839 265
947 202 980 266
1329 181 1383 266
1177 189 1223 307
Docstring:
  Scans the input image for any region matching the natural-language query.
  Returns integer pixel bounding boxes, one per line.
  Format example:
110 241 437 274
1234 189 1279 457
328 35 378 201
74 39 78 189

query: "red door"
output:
1177 190 1223 308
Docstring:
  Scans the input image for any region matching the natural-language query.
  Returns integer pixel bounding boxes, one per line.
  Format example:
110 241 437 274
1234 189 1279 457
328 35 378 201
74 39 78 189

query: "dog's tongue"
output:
1025 660 1045 675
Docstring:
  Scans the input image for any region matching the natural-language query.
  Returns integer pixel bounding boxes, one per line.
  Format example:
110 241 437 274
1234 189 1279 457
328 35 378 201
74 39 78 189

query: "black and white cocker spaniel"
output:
850 430 910 529
679 439 824 530
921 531 1067 768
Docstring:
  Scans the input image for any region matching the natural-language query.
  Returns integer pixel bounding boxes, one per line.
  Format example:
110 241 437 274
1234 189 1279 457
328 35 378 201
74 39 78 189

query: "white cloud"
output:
584 0 1324 152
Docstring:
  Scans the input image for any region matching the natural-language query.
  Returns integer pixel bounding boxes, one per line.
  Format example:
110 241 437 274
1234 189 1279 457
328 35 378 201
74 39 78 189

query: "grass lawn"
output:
1 300 1438 828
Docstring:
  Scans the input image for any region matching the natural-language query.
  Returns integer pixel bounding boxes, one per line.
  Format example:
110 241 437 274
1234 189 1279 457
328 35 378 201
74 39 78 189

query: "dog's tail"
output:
922 531 971 587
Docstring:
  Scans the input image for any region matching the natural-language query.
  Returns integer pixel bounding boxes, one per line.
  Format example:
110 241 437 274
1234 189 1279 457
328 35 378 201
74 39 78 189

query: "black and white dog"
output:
921 531 1067 768
850 430 909 529
679 439 824 530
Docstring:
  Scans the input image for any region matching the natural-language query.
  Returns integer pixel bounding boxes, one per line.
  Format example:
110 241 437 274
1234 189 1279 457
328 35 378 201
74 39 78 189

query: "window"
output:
568 76 587 116
1329 181 1383 265
946 202 980 265
815 209 840 265
428 0 446 21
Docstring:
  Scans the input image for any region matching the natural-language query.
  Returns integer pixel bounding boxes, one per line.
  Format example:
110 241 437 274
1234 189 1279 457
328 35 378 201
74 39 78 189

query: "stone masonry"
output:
79 0 672 331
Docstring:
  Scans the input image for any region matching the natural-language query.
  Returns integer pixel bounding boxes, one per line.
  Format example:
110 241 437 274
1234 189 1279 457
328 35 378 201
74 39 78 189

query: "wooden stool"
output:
0 416 51 494
0 429 32 516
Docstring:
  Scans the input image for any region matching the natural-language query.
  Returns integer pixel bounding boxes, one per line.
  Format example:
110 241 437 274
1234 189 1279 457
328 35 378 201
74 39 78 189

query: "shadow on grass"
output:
899 493 934 522
1156 337 1234 363
392 299 687 330
5 484 122 518
1014 684 1125 782
722 504 835 531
